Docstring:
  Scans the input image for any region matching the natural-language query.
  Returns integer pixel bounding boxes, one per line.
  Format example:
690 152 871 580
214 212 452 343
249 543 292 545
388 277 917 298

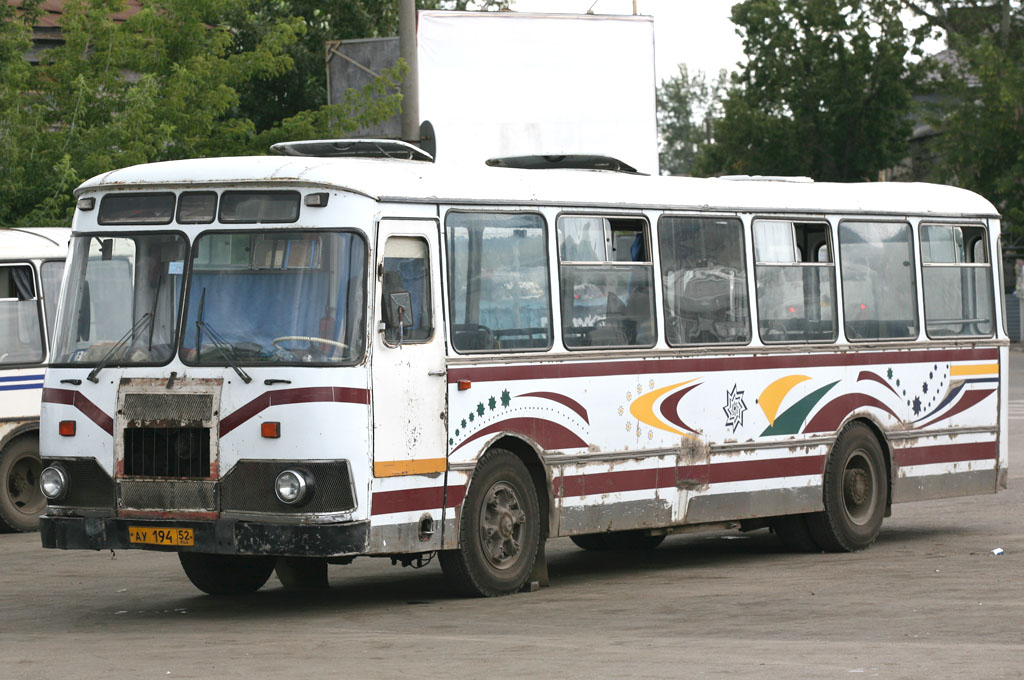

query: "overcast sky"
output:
507 0 746 84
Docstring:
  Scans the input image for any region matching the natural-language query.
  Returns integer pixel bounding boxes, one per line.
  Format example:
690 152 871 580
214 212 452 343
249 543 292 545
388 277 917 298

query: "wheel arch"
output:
0 421 40 453
457 434 553 541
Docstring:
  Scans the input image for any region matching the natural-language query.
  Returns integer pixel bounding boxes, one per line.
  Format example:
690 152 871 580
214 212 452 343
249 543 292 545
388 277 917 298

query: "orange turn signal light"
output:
261 422 281 439
458 380 472 391
58 420 76 437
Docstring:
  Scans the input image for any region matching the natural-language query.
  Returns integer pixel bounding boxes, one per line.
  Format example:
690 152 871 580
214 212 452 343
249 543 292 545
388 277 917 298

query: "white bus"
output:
1 228 68 532
39 142 1007 596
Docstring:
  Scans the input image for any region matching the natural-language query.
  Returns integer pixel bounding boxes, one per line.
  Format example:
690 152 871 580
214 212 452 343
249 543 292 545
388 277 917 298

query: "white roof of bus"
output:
0 228 71 259
76 155 1000 219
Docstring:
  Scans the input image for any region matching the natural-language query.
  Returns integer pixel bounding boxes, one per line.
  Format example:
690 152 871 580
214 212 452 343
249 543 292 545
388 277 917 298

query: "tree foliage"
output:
656 66 727 176
696 0 920 181
0 0 415 227
906 0 1024 235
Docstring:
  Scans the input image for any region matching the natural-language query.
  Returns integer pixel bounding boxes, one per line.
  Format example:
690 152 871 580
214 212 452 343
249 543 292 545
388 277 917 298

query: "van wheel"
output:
178 552 276 595
439 449 540 597
0 436 45 532
806 423 888 552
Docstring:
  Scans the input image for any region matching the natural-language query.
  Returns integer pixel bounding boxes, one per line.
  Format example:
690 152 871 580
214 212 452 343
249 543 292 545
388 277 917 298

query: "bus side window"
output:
658 216 749 346
838 221 918 341
0 264 44 364
753 219 837 344
557 215 655 349
381 237 432 345
920 224 994 337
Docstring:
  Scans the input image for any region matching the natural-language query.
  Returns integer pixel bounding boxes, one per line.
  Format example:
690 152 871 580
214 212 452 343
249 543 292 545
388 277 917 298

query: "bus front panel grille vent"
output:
43 458 115 509
122 427 211 478
118 480 217 511
122 393 213 424
221 461 356 514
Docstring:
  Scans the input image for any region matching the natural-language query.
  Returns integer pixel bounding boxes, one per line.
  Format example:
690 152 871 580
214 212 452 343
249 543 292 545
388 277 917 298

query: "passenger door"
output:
371 219 448 478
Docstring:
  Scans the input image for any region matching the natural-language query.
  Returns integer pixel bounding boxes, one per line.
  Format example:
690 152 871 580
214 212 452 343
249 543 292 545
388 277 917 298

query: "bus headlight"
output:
40 465 69 502
275 468 315 506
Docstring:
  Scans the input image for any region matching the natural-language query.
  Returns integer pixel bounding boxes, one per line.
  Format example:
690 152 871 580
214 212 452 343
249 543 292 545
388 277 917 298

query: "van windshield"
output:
181 231 367 365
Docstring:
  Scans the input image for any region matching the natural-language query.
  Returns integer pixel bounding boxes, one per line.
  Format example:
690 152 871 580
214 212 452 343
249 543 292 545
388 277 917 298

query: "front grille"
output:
221 461 356 514
123 427 211 478
118 479 217 511
122 392 213 423
44 458 115 509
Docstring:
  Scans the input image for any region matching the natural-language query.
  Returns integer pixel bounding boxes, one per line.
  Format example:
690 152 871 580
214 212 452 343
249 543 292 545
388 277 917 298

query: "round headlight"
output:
40 465 69 501
275 469 313 505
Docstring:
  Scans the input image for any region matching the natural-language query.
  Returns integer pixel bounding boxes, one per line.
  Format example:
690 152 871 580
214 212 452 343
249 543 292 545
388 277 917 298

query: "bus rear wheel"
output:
178 552 277 595
439 449 540 597
0 436 45 533
806 423 888 552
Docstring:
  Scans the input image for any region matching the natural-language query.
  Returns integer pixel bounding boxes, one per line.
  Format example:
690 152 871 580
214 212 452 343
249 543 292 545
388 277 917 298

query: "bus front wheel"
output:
806 423 888 552
0 436 45 533
178 552 277 595
439 449 540 597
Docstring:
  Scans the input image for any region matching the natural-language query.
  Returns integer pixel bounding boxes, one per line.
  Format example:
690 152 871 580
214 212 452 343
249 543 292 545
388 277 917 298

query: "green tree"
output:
657 66 727 175
905 0 1024 235
697 0 919 181
0 0 404 227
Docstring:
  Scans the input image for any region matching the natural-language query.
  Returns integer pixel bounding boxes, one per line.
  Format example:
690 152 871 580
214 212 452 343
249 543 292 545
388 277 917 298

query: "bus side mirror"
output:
384 291 413 347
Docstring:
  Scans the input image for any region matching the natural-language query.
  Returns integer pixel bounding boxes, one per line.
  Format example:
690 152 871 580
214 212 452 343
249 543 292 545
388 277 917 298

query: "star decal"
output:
723 383 748 433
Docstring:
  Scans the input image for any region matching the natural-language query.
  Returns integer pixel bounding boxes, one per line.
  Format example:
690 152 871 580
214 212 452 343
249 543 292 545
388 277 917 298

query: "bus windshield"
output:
53 234 186 366
181 231 367 365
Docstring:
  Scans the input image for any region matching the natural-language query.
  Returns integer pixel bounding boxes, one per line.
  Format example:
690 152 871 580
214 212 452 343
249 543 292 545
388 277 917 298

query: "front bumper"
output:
40 515 370 557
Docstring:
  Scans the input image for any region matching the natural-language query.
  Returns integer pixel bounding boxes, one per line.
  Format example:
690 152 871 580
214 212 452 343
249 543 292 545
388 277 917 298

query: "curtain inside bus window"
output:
0 265 44 364
446 212 552 352
753 219 837 344
921 224 994 337
659 216 750 346
839 222 918 341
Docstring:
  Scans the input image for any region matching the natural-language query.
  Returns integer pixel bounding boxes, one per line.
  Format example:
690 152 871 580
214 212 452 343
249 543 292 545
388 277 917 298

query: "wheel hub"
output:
844 468 870 507
480 482 526 570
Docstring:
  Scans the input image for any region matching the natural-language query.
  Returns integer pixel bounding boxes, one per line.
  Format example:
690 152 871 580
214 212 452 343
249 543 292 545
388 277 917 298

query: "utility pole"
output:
399 0 420 142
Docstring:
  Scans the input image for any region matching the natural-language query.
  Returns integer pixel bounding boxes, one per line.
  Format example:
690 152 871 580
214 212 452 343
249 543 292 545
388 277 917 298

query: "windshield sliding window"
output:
181 231 367 366
53 233 186 366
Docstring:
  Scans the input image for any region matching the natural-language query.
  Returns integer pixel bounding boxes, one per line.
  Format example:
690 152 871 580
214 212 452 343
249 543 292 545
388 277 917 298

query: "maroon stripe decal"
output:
371 484 466 516
659 383 701 433
803 394 900 434
894 441 997 468
916 389 996 429
219 386 370 437
452 417 588 454
709 455 825 483
448 348 999 383
518 391 590 424
857 370 899 396
41 388 113 435
553 455 824 498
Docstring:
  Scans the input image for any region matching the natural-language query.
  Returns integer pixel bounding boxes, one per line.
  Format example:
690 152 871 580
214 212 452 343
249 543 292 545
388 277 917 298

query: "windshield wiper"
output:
86 313 153 383
194 288 252 384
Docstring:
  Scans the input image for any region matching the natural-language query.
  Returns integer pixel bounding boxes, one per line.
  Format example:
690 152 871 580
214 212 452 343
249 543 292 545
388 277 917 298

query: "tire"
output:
571 531 665 551
439 449 541 597
178 552 276 595
0 436 45 533
806 423 888 552
770 514 821 552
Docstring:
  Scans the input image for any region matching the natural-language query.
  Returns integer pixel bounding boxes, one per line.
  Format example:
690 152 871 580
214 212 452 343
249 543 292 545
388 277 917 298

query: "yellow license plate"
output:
128 526 194 547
